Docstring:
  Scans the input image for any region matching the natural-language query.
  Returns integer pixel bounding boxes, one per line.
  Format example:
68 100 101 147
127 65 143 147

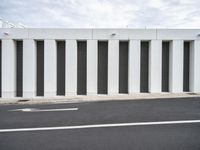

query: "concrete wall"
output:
0 29 200 99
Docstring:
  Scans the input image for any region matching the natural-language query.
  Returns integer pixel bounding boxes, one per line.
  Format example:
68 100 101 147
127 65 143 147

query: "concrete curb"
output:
0 93 200 105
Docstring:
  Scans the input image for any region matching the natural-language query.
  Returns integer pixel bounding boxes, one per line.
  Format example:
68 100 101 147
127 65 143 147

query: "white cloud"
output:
0 0 200 28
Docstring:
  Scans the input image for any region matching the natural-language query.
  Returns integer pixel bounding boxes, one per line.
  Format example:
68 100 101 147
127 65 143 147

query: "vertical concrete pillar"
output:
87 40 97 95
2 40 16 98
149 40 162 93
23 39 36 98
108 40 119 95
65 40 77 95
129 40 141 93
169 40 184 93
44 40 57 97
190 40 200 93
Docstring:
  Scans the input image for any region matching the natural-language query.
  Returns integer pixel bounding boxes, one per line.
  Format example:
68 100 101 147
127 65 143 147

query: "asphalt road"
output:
0 97 200 150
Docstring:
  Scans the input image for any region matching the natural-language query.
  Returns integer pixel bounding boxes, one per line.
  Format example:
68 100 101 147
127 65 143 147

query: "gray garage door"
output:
57 41 65 95
16 41 23 97
98 41 108 94
36 41 44 96
162 42 170 92
119 41 128 93
183 42 190 92
140 42 149 93
77 41 87 95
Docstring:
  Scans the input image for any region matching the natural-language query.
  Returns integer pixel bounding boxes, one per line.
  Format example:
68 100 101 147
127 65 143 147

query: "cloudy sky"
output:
0 0 200 28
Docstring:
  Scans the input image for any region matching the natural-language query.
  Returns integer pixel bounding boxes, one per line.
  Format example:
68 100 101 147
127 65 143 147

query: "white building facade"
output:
0 28 200 99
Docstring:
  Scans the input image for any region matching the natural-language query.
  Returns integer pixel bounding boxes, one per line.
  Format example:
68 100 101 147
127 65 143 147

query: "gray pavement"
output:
0 97 200 150
0 93 200 105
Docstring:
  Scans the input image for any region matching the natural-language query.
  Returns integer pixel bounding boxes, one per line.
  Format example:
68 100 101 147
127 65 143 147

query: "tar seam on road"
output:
0 119 200 133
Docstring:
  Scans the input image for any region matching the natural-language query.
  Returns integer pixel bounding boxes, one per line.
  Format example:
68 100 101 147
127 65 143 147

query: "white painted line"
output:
0 119 200 133
10 108 78 112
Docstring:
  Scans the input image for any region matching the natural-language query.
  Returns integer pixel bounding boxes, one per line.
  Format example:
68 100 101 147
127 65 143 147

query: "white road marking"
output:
10 108 78 112
0 119 200 133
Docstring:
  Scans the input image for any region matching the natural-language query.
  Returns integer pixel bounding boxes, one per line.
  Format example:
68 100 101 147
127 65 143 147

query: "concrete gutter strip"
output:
0 93 200 105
